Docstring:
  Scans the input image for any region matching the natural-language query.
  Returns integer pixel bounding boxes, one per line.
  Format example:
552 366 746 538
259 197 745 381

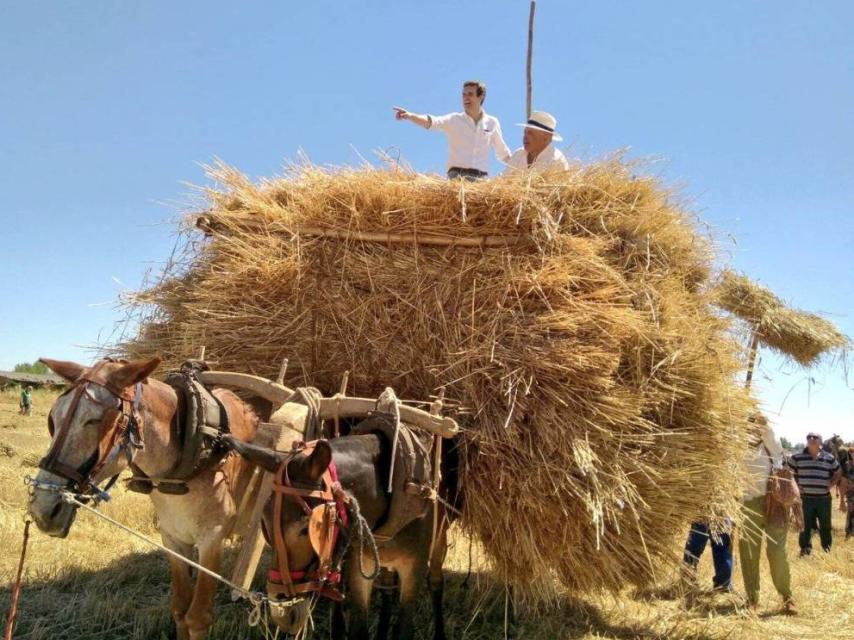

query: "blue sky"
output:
1 1 851 443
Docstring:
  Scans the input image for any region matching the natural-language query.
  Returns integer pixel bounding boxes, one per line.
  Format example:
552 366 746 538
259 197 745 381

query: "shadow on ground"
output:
1 550 721 640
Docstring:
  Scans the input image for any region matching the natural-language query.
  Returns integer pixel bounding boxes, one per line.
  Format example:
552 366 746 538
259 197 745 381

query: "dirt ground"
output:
1 388 852 639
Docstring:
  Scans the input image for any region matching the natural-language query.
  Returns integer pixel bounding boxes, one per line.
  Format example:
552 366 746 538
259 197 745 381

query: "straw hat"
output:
516 111 563 141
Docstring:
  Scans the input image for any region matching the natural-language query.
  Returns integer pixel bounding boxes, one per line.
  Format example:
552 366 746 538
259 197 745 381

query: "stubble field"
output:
1 388 852 639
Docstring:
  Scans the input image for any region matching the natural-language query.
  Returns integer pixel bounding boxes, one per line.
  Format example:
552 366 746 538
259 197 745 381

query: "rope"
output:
60 492 259 600
3 518 31 640
343 497 380 581
293 387 323 441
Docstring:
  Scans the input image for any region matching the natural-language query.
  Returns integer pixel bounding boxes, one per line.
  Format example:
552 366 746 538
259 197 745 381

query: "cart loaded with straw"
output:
119 160 848 603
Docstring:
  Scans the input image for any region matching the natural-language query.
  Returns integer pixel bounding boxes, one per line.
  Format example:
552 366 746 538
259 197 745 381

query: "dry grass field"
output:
2 388 852 639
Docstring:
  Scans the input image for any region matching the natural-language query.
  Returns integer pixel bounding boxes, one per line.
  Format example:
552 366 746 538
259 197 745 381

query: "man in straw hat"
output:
788 431 842 555
739 414 796 613
393 80 511 180
505 111 569 172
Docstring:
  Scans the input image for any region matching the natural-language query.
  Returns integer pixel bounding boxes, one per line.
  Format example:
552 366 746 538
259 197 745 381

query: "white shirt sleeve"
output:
762 426 785 468
491 119 511 162
504 148 527 172
427 113 454 132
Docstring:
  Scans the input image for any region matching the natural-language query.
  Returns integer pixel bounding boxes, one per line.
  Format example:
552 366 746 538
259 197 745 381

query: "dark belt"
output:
447 167 487 181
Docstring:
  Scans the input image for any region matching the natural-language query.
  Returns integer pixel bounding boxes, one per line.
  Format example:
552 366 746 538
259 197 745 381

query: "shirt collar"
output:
464 110 488 127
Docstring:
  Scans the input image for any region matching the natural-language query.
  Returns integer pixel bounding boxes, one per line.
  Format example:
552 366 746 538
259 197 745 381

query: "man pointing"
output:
394 80 511 180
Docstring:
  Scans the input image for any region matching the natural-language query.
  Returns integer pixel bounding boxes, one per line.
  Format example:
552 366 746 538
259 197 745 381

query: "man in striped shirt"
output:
787 432 842 555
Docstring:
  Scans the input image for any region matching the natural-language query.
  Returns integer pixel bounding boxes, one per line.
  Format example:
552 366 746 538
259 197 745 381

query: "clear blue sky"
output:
1 1 851 443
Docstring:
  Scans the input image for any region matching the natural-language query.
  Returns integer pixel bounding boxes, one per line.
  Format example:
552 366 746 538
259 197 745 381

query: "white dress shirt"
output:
505 143 570 172
424 111 510 173
743 425 785 500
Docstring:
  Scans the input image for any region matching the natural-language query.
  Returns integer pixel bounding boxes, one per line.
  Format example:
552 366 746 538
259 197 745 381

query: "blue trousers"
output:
683 521 733 589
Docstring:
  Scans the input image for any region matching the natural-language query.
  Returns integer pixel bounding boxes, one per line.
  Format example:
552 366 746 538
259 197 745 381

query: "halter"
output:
267 440 350 603
39 359 143 496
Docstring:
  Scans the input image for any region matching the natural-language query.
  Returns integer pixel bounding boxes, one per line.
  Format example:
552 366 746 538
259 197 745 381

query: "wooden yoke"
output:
199 370 459 438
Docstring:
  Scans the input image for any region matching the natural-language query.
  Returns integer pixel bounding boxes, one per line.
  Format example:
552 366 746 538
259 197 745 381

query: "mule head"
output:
222 435 333 635
29 357 160 537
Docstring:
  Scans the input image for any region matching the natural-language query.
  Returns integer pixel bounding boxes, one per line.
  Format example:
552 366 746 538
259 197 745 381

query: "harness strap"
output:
269 442 349 602
39 360 143 495
273 454 296 598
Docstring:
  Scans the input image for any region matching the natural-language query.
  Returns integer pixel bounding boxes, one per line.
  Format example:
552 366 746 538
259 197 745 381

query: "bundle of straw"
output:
121 160 754 600
715 270 849 367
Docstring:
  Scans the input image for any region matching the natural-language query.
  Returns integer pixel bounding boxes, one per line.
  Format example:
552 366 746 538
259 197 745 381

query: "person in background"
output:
739 414 795 614
505 111 570 172
19 385 33 416
787 431 842 555
394 80 511 180
681 519 733 592
842 448 854 540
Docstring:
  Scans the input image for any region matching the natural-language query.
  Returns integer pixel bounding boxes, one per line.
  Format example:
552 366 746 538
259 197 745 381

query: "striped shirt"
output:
787 449 840 496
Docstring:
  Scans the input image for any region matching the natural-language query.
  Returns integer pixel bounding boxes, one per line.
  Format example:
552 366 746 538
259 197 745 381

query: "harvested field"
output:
119 161 756 600
2 389 853 639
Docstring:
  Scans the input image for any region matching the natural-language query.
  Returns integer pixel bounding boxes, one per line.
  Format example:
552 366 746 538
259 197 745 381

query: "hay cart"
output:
193 365 460 605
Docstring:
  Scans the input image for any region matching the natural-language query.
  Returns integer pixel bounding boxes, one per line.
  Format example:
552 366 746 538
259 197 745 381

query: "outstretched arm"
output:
393 107 432 129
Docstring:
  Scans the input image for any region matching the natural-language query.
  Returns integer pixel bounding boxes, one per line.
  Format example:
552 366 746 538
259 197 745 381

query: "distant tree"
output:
13 361 49 375
780 436 793 450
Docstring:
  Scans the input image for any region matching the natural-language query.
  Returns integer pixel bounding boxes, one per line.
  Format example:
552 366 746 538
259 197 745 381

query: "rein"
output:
38 359 143 497
267 440 358 603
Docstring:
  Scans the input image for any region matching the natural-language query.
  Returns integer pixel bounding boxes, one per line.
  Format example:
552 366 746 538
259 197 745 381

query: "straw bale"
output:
715 270 849 366
120 160 754 600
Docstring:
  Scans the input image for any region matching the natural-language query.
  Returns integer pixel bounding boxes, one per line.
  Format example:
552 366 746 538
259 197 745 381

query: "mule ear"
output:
221 434 286 473
108 357 162 389
305 440 332 483
39 358 85 383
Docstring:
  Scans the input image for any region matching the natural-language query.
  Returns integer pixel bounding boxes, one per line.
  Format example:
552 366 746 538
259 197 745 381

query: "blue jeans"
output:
683 521 733 589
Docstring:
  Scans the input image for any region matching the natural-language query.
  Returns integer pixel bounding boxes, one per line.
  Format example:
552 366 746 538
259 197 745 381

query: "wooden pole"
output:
744 328 761 390
526 1 536 119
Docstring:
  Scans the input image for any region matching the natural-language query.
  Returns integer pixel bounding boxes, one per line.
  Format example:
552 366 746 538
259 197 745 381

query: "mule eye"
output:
299 526 309 536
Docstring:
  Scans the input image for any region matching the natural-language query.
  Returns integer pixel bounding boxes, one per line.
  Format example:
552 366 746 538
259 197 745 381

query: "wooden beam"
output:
316 397 459 438
197 371 294 408
197 215 525 248
229 407 308 600
198 369 459 437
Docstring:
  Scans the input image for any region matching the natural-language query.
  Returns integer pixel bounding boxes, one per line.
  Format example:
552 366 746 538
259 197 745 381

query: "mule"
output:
28 357 263 640
223 429 456 640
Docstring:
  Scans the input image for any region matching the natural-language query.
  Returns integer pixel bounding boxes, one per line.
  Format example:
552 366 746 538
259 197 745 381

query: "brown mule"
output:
29 357 261 640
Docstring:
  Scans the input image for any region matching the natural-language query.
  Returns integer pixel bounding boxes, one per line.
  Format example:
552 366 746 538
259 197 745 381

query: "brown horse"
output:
28 357 262 640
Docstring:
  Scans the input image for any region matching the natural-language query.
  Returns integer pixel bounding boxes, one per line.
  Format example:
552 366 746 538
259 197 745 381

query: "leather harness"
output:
41 358 230 498
40 359 142 495
266 440 350 603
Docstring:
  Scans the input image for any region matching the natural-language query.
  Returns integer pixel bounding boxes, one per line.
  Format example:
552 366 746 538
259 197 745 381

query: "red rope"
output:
4 519 31 640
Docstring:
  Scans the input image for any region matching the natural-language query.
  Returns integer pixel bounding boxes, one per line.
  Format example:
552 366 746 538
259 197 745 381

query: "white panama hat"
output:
516 111 563 142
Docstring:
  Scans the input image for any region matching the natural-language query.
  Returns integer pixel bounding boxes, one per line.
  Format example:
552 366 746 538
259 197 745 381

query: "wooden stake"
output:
198 345 206 361
744 328 761 390
276 357 289 385
526 0 536 119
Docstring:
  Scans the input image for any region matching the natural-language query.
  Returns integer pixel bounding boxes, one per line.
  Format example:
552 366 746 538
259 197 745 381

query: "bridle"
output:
39 359 143 497
267 440 350 603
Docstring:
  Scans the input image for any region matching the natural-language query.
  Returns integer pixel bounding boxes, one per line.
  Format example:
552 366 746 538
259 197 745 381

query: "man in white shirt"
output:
505 111 569 172
393 81 511 180
738 414 795 614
